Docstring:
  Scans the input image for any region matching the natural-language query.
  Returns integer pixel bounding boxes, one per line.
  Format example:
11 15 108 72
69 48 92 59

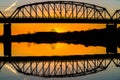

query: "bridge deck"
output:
0 18 119 23
0 54 120 62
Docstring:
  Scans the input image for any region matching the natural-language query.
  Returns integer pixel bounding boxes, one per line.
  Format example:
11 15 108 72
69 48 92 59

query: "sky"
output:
0 0 120 16
0 0 118 56
0 0 119 35
0 0 119 55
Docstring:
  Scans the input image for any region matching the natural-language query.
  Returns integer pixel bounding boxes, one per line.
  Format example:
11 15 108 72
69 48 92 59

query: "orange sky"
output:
0 0 119 64
11 23 105 35
0 23 119 56
0 23 119 36
0 23 106 56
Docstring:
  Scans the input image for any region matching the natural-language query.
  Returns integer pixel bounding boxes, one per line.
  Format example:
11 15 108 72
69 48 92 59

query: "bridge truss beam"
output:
0 11 5 18
0 61 6 70
112 9 120 20
10 1 111 20
11 59 111 77
0 1 120 23
0 55 120 77
113 58 120 67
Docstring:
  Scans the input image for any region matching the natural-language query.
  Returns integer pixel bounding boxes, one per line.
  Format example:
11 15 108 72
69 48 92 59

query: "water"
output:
0 23 120 79
0 43 3 56
0 42 120 80
12 42 106 56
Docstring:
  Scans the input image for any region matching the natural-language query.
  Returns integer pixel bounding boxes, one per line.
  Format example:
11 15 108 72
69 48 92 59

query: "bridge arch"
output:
11 59 111 77
10 1 111 19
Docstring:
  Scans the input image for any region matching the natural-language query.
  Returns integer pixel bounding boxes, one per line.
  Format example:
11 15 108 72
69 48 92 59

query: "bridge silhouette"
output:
0 1 119 56
0 1 120 23
0 1 120 78
0 54 120 77
1 1 119 57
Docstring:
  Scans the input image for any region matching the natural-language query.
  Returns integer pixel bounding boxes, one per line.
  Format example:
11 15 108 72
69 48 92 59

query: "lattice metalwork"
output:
11 59 111 77
112 9 120 20
0 11 5 18
0 61 6 70
10 1 111 19
113 58 120 67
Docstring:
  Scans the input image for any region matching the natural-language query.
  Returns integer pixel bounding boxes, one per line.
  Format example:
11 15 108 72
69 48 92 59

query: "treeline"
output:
11 28 120 47
0 27 119 47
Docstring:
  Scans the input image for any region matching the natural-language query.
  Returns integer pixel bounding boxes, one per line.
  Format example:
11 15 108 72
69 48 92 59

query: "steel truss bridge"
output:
0 1 120 78
0 1 120 23
0 54 120 78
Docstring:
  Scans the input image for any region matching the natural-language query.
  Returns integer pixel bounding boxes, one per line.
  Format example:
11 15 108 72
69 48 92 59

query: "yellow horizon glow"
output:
11 23 106 35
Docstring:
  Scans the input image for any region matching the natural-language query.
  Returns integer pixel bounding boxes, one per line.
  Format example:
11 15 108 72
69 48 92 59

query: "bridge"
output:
0 1 119 57
0 54 120 77
0 1 119 23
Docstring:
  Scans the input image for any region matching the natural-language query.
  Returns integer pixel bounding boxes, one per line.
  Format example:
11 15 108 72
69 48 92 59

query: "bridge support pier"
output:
3 23 11 57
106 24 117 54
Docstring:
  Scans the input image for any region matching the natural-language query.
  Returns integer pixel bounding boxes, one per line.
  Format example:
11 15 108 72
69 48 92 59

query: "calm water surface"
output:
0 42 120 80
11 42 106 56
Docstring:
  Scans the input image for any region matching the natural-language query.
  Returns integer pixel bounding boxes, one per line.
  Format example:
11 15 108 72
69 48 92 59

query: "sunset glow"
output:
10 23 106 35
12 42 106 56
0 0 119 57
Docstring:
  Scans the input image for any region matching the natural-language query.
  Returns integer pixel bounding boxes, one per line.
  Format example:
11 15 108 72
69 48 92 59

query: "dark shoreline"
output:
0 27 119 47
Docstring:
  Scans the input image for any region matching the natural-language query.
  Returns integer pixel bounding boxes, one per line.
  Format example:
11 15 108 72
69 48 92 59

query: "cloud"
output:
5 64 18 76
4 0 18 11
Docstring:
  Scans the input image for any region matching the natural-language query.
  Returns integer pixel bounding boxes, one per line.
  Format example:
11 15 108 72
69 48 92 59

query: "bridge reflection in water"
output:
0 54 120 78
